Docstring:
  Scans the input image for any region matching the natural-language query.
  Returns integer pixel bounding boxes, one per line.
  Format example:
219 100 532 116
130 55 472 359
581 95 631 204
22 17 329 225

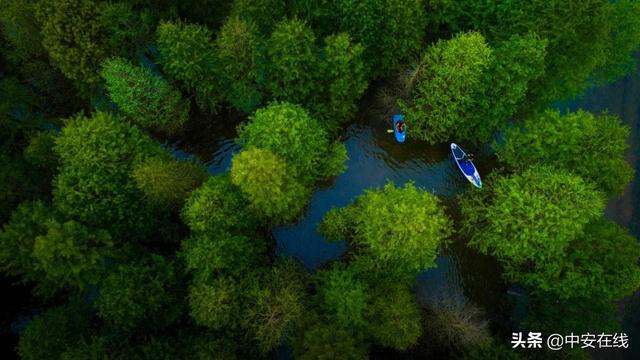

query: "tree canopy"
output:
496 109 634 196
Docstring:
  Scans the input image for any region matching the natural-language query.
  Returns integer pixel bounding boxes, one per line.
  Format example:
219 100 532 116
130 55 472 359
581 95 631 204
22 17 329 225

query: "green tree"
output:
461 34 547 142
133 157 208 210
230 0 287 34
495 109 634 196
98 1 154 59
215 16 263 112
318 266 369 331
524 296 620 335
34 0 109 94
96 255 183 330
53 112 164 238
333 0 426 78
0 201 52 284
292 315 369 360
401 32 492 143
188 276 242 330
156 21 221 112
367 285 421 350
246 260 306 353
18 303 91 360
461 166 605 266
34 220 113 290
593 0 640 83
181 231 265 283
265 19 319 106
101 57 190 134
231 148 308 223
320 182 452 274
237 102 347 184
316 33 368 126
181 175 257 235
507 220 640 301
494 0 611 104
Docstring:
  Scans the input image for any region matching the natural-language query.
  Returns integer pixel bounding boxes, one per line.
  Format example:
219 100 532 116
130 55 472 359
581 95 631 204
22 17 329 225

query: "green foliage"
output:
320 182 452 274
0 201 51 283
182 175 257 235
231 148 308 223
524 296 620 335
96 255 182 329
215 16 263 112
182 231 265 283
507 220 640 301
401 32 492 143
18 304 90 360
496 109 634 196
316 33 368 126
0 0 47 63
34 0 109 94
23 131 58 170
246 260 306 352
60 336 109 360
462 167 605 264
593 0 640 82
53 112 164 237
265 19 318 105
230 0 287 33
133 157 208 210
34 220 113 290
461 340 526 360
333 0 426 78
494 0 611 103
318 266 369 331
461 34 547 142
237 102 347 184
367 285 421 350
101 57 190 134
293 318 369 360
156 21 222 112
188 276 241 329
98 1 154 59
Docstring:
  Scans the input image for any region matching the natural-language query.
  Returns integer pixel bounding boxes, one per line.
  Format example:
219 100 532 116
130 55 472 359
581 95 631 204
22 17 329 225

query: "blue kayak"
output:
451 143 482 188
393 114 406 143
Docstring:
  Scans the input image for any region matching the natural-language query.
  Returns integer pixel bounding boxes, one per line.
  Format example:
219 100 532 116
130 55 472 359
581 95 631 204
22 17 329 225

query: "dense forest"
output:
1 0 640 359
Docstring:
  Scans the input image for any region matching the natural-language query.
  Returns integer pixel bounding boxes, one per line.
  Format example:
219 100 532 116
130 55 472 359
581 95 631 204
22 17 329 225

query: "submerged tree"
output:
461 166 605 265
133 157 208 210
320 182 452 276
333 0 426 78
401 32 492 143
101 57 190 134
53 112 164 238
18 303 91 360
215 16 263 112
496 109 634 196
237 102 347 185
96 255 183 330
34 0 109 94
265 19 319 106
34 220 113 290
156 21 221 112
231 148 309 223
181 174 257 235
246 260 307 353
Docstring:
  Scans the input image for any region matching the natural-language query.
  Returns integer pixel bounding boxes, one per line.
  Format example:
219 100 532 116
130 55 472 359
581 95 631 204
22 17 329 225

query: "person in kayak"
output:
396 121 405 133
463 153 475 162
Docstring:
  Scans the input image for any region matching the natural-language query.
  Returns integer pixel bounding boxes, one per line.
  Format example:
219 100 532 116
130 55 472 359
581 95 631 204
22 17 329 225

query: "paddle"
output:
387 129 394 133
